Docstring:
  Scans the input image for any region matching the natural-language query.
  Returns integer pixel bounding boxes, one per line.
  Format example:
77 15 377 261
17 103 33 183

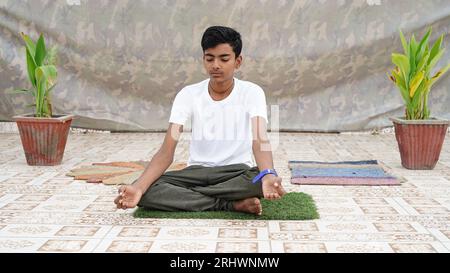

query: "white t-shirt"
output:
169 78 268 167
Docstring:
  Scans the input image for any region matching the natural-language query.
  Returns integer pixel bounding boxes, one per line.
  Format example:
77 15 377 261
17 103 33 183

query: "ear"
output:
235 55 242 69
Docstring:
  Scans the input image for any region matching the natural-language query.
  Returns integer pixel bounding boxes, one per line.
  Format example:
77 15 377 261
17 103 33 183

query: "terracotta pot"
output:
390 117 449 170
13 114 74 166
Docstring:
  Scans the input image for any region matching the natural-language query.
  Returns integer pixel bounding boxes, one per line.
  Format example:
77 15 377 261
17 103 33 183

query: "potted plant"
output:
388 27 450 170
10 33 73 166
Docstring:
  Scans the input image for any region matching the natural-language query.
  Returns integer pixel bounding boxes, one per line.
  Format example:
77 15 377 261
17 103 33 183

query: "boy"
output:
114 26 285 215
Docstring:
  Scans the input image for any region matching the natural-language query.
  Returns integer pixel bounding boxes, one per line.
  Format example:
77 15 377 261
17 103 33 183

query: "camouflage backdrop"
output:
1 0 449 131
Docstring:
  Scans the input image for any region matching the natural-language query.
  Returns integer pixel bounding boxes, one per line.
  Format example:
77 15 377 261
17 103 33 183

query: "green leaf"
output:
430 63 450 87
392 53 410 87
20 32 36 59
410 34 418 56
25 48 37 88
35 65 57 81
399 29 409 55
35 65 57 117
411 79 426 108
409 42 416 77
416 27 431 61
34 33 47 66
428 34 443 65
416 50 430 73
397 84 410 105
6 88 30 94
428 49 445 71
409 70 425 98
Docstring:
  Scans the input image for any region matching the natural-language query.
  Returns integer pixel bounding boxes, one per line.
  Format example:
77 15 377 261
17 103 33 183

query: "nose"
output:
212 59 220 70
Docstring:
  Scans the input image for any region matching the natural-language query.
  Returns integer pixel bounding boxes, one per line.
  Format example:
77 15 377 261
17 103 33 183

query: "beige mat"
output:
67 161 187 185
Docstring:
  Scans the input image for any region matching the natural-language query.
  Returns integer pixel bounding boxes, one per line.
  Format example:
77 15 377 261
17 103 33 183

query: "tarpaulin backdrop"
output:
1 0 449 132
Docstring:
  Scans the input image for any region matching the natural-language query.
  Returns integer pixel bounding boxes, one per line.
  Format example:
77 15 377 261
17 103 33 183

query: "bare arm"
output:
252 116 274 171
252 116 285 200
114 123 183 209
133 123 183 194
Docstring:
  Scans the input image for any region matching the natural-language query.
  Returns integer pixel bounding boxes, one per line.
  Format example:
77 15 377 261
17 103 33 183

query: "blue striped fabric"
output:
291 167 394 178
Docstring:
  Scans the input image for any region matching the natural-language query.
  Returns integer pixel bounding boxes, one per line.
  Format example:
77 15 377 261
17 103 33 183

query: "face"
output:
203 43 242 84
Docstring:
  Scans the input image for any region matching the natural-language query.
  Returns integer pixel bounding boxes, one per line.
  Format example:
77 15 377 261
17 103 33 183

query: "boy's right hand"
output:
114 185 143 209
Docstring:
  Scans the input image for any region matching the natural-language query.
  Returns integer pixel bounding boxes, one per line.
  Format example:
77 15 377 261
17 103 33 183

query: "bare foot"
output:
233 197 262 215
114 185 143 210
262 176 286 200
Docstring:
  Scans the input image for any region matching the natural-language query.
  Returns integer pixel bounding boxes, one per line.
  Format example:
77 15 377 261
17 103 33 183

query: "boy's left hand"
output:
261 174 286 200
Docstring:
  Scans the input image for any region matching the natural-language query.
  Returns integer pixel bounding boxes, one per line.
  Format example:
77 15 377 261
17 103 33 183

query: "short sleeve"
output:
248 86 268 122
169 89 191 126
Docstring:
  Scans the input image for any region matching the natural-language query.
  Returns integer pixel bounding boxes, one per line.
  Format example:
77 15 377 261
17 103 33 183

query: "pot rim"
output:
390 117 450 125
13 114 75 123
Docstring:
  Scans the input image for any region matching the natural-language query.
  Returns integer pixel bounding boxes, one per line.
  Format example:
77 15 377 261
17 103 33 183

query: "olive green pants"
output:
137 164 263 212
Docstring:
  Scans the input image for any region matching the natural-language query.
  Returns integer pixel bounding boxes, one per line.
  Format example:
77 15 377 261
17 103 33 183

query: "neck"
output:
208 78 234 101
209 78 234 92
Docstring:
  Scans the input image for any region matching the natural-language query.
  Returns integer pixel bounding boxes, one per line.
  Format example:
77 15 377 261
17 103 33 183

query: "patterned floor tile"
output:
55 225 112 238
353 198 389 205
28 172 60 185
0 238 47 252
0 173 18 183
157 227 218 240
402 198 441 206
83 203 118 212
326 242 394 253
106 226 161 238
218 228 259 239
317 222 377 233
38 239 100 252
94 195 117 203
278 221 318 232
216 242 259 253
3 178 32 185
269 232 436 242
0 202 40 211
97 239 153 253
0 194 21 203
359 206 400 215
434 198 450 209
390 243 437 253
317 205 364 215
413 206 450 215
15 195 52 202
374 223 417 232
280 242 327 253
149 240 216 253
440 230 450 240
45 195 98 203
33 202 90 212
0 224 61 237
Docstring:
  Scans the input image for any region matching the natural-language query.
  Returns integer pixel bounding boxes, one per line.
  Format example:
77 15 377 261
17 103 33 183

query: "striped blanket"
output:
289 160 401 186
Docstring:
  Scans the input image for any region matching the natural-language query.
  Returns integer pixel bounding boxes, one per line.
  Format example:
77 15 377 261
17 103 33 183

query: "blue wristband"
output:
252 169 278 184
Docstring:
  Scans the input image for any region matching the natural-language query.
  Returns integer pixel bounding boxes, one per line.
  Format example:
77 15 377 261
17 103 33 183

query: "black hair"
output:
201 26 242 57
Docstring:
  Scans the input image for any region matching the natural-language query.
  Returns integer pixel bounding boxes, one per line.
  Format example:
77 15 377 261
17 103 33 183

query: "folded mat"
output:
290 160 401 186
67 161 187 185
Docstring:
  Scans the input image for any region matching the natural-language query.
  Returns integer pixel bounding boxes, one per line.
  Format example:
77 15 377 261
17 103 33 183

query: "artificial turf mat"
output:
133 192 319 220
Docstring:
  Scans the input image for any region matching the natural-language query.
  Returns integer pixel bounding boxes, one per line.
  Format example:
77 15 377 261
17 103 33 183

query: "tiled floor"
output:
0 130 449 253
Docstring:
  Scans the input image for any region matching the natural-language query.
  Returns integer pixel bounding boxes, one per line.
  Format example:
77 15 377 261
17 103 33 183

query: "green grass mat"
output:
133 192 319 220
